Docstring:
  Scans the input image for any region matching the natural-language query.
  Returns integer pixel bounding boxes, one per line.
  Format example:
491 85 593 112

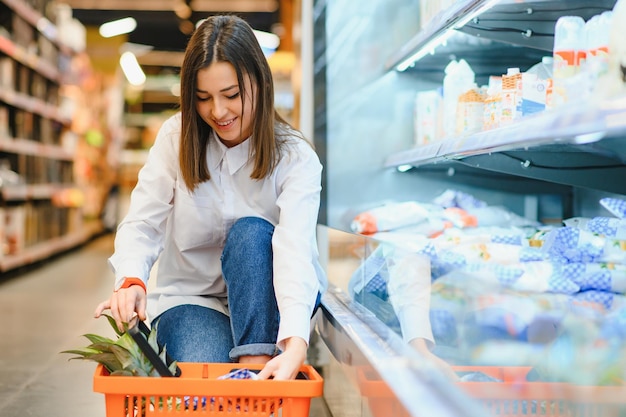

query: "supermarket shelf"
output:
0 219 104 272
0 184 75 202
385 0 489 71
0 33 61 82
0 89 71 124
0 0 75 55
0 137 74 161
457 0 614 51
385 95 626 194
386 0 615 72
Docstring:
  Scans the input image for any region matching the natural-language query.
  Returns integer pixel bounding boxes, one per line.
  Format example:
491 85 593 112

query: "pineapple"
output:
61 314 178 377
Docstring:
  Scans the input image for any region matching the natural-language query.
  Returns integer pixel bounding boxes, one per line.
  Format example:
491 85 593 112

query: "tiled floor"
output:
0 233 332 417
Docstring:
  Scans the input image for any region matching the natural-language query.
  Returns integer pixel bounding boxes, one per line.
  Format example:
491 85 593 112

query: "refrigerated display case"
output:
310 0 626 416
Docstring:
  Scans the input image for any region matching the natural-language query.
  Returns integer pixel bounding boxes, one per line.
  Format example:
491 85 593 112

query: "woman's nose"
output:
211 99 228 119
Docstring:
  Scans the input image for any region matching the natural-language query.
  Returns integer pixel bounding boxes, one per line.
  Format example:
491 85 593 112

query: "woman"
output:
95 15 326 380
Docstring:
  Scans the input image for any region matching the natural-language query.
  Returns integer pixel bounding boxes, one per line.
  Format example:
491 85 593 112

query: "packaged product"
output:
500 68 522 125
455 86 485 135
413 89 442 145
350 201 439 235
483 76 502 130
520 73 548 116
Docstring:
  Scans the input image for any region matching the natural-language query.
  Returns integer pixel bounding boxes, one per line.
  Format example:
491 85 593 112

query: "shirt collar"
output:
208 131 251 175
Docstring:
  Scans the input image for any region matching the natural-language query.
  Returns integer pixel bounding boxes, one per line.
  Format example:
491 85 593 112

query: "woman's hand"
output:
94 285 147 332
410 338 458 381
257 336 307 380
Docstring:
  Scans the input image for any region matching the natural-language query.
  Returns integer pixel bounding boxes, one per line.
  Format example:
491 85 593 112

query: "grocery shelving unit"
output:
0 0 104 272
384 96 626 195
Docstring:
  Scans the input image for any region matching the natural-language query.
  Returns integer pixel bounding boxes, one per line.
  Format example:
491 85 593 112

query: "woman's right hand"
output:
94 285 147 332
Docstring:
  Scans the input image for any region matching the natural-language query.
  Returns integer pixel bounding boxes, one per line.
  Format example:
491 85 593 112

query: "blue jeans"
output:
155 217 281 362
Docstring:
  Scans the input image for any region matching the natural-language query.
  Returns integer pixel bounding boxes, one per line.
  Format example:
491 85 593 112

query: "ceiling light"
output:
120 51 146 86
173 0 193 19
99 17 137 38
179 20 195 35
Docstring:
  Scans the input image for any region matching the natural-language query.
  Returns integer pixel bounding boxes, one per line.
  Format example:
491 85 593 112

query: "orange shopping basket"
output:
455 366 626 417
93 362 324 417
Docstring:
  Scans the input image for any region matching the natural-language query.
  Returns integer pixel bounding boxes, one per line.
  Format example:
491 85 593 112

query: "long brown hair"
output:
179 14 294 190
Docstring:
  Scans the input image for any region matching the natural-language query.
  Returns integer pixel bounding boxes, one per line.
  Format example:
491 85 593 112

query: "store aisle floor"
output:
0 233 331 417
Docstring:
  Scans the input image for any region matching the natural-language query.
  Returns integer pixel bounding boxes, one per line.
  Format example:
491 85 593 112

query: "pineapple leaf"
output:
110 370 134 376
101 313 124 337
111 344 154 375
115 333 144 359
60 347 101 358
148 325 159 353
89 352 125 373
87 342 115 353
83 333 116 345
168 360 179 375
110 344 134 369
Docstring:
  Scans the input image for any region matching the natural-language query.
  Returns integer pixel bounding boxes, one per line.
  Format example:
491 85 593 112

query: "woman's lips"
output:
215 118 236 130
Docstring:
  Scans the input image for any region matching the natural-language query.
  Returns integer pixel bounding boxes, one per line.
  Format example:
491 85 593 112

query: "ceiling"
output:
63 0 283 55
60 0 286 116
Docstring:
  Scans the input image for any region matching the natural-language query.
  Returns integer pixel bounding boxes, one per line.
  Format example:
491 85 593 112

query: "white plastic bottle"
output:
584 12 612 96
552 16 586 107
597 0 626 97
442 59 475 139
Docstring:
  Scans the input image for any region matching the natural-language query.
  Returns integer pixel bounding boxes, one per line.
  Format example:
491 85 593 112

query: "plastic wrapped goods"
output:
350 201 440 235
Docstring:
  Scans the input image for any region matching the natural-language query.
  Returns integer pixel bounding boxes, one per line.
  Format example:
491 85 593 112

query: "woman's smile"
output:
195 62 256 147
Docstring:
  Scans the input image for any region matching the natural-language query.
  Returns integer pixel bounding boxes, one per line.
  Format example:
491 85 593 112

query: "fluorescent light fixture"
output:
453 0 500 29
99 17 137 38
120 51 146 86
395 30 455 72
397 164 413 172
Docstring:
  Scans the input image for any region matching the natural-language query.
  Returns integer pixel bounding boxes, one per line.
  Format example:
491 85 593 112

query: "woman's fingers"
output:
94 287 146 332
94 299 111 317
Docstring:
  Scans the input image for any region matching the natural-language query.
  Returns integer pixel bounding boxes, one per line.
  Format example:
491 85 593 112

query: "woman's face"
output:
195 61 256 147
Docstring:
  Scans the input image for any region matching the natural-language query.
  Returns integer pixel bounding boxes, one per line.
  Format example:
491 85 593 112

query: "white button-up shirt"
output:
108 113 327 347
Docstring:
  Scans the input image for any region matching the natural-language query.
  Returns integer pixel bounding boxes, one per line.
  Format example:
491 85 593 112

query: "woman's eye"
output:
227 92 240 100
196 96 210 102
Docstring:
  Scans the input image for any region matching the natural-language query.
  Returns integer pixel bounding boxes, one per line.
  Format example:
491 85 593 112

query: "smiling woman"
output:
94 14 326 382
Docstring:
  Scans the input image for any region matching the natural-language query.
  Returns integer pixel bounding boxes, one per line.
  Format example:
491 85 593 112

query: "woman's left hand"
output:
257 336 307 380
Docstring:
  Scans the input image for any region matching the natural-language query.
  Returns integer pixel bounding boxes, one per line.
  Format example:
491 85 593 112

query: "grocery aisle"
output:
0 233 116 417
0 233 331 417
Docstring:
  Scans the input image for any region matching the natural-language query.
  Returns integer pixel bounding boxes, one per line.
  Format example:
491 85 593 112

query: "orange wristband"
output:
118 277 147 293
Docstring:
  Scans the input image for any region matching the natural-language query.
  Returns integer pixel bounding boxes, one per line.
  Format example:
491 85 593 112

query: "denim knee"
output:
225 217 274 248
